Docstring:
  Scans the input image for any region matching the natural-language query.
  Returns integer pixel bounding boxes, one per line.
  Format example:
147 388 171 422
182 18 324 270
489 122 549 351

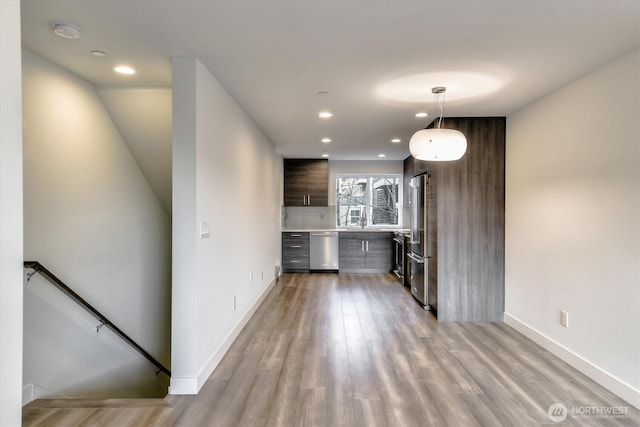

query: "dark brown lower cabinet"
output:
282 232 309 272
339 232 393 273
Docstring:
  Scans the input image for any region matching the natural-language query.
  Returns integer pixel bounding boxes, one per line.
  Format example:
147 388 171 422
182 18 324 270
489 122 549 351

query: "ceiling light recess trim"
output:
409 86 467 161
52 22 81 39
318 111 333 119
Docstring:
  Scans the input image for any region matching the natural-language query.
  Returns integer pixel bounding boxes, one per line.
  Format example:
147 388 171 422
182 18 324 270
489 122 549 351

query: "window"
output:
349 209 361 225
336 175 401 227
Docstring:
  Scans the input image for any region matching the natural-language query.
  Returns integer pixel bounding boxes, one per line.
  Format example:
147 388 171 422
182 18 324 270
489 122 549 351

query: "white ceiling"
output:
21 0 639 162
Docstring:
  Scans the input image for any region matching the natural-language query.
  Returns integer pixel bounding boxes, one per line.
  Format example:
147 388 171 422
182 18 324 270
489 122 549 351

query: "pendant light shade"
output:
409 86 467 161
409 128 467 161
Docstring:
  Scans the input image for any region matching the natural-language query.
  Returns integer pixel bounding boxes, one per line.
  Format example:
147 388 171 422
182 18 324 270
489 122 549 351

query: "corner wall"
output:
171 57 279 394
0 0 23 424
505 49 640 407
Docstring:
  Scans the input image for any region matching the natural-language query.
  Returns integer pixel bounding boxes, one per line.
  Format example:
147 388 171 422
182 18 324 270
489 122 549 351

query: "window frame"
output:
335 174 403 229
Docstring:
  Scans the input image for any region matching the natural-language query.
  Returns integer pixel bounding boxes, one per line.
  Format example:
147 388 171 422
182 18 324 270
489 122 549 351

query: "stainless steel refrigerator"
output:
408 174 437 312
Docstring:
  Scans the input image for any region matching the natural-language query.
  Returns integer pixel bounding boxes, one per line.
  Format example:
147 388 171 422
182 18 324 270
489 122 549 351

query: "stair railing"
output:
24 261 171 377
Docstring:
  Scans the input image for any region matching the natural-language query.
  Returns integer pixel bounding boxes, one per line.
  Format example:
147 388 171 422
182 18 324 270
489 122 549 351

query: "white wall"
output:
97 87 173 215
22 50 172 399
0 0 23 424
505 49 640 407
171 57 279 394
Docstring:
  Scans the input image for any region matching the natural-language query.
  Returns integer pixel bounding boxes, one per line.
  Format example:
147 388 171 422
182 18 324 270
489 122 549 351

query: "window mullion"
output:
367 177 373 225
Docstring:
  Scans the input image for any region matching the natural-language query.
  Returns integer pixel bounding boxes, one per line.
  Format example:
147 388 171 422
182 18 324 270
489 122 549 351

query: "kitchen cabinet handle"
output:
407 253 425 264
361 241 364 252
291 245 302 248
307 195 311 205
366 241 369 251
290 234 302 237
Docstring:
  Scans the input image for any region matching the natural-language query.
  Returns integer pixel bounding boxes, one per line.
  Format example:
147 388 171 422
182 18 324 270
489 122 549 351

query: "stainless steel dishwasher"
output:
309 231 339 271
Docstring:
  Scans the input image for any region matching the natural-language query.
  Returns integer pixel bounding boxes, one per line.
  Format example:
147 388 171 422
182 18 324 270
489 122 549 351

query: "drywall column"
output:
170 57 279 394
0 0 23 424
170 57 199 394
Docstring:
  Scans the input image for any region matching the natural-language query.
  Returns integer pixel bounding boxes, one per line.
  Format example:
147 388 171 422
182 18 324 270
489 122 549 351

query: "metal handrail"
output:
23 261 170 377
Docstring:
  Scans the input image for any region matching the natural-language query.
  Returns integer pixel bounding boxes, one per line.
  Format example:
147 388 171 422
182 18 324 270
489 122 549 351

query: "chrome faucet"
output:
360 211 367 229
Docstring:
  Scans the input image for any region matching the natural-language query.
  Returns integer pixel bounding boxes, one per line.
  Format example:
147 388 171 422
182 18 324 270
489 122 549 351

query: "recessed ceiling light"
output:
415 112 428 118
378 153 386 158
114 65 136 75
91 50 107 57
391 138 401 143
52 22 81 39
318 111 333 119
321 138 332 143
322 153 330 158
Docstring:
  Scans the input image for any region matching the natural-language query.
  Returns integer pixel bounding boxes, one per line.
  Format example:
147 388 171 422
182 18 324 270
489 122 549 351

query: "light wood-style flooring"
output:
23 273 640 426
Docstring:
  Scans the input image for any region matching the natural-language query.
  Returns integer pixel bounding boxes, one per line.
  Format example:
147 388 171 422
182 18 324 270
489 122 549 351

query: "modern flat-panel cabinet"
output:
283 159 328 206
339 232 393 273
282 232 310 272
338 234 365 269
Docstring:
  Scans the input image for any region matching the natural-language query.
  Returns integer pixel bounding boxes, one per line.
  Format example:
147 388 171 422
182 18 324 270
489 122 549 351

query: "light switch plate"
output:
200 221 211 239
560 310 569 328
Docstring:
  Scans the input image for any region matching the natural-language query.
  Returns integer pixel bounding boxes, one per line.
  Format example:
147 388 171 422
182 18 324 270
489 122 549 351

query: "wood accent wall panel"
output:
404 117 505 322
431 117 505 322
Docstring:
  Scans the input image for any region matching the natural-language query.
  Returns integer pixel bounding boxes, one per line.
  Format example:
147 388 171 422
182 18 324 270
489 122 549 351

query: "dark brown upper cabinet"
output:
283 159 329 206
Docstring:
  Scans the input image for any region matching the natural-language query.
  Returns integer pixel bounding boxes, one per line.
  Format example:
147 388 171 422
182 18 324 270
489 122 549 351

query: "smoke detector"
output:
52 22 81 39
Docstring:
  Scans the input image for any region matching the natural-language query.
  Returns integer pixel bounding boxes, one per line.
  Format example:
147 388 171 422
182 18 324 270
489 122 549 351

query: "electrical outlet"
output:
261 271 264 281
560 310 569 328
233 296 237 310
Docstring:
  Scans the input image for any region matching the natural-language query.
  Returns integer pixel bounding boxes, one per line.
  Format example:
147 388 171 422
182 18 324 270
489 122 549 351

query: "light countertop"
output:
283 228 409 233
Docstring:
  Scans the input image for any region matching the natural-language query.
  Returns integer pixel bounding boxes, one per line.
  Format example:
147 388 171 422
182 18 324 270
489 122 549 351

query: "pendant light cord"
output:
436 91 445 129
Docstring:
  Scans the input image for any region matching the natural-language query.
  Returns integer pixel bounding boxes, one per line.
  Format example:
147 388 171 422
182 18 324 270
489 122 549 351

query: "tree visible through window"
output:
336 175 400 227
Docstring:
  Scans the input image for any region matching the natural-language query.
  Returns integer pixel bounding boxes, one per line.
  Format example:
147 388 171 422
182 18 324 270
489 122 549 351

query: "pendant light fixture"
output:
409 86 467 161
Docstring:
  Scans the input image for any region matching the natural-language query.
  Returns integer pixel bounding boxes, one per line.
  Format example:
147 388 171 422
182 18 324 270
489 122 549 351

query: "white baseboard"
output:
22 384 34 406
504 313 640 410
169 278 277 395
167 377 198 395
22 382 68 406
